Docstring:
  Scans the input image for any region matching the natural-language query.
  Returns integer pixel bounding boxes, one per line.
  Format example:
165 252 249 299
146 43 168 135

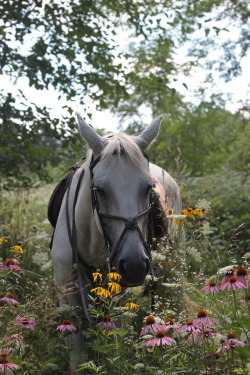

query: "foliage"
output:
0 187 249 374
1 0 249 186
107 33 180 125
148 98 246 176
2 0 248 99
0 0 167 186
0 0 160 103
0 91 82 188
104 25 250 263
182 172 250 260
176 0 250 81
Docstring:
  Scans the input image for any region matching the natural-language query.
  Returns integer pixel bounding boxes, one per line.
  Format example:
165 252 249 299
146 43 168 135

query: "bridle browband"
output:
65 151 155 323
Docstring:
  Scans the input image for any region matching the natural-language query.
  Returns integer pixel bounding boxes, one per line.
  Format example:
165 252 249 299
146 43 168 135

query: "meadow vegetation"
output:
1 1 250 373
0 176 249 374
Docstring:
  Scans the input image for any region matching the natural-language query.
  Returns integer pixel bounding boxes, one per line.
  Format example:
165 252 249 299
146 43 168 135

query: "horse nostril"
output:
118 256 150 283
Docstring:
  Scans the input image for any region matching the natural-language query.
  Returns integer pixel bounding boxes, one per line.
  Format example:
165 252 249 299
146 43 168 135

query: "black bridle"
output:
89 154 154 271
65 152 155 322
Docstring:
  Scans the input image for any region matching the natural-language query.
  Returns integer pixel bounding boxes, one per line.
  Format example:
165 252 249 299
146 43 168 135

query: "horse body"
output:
149 163 182 213
50 114 184 373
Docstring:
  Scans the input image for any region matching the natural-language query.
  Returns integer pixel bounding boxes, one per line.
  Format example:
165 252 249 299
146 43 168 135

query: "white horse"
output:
50 114 184 373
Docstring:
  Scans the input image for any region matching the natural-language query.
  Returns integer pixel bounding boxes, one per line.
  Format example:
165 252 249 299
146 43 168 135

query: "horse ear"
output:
76 112 107 154
136 115 163 151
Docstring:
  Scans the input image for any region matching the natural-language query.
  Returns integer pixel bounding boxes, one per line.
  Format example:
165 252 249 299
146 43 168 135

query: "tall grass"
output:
0 185 249 374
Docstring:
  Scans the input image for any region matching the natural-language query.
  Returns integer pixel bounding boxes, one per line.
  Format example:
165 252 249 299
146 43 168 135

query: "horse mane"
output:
84 133 149 173
101 133 148 172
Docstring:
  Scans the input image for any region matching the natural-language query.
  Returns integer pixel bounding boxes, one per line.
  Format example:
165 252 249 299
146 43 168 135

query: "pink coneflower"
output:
220 276 246 291
143 330 176 347
179 320 200 333
193 309 214 329
214 332 236 343
97 316 116 330
0 352 19 373
0 259 22 271
242 294 250 306
15 317 36 330
227 333 238 340
4 334 22 346
186 331 203 346
188 329 218 346
221 269 235 286
223 340 245 350
0 293 19 306
56 320 77 332
216 333 246 352
202 329 217 338
201 281 220 294
226 333 245 346
140 316 164 336
236 267 249 287
164 317 180 331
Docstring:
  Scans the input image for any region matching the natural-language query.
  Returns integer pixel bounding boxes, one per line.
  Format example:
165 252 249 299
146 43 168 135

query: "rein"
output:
65 167 93 323
65 152 155 322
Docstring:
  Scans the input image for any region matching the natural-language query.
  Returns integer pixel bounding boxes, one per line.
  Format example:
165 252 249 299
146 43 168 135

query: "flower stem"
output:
232 289 238 319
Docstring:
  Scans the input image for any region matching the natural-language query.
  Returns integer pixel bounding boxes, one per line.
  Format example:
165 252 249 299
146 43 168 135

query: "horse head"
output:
76 113 163 286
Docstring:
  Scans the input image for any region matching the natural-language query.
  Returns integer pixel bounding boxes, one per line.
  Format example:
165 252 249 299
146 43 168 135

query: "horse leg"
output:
66 332 88 375
52 243 90 373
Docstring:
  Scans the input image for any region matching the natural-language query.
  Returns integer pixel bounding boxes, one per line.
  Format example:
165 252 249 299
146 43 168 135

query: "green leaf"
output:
43 357 62 365
242 316 250 330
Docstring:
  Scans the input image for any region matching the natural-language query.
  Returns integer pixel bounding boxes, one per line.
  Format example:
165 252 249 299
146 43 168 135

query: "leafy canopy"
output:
1 0 249 186
0 0 166 185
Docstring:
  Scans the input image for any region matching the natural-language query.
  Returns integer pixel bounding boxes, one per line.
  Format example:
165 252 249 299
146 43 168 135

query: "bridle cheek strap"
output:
94 208 104 235
89 154 155 284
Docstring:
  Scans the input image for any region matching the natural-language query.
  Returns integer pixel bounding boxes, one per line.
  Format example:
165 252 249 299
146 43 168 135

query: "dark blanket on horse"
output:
48 170 75 229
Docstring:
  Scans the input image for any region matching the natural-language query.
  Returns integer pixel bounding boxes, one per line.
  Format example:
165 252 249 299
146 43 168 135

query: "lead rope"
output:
65 168 92 323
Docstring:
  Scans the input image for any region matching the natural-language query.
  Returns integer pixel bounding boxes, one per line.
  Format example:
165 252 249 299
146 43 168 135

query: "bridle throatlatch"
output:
89 154 155 287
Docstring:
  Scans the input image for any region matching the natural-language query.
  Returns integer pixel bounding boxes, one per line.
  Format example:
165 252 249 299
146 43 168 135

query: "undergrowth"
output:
0 185 249 374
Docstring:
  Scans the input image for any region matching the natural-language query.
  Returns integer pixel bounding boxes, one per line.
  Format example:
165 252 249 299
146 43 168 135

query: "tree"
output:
1 0 249 185
152 98 248 177
0 0 168 185
172 0 250 81
0 91 81 188
0 0 169 106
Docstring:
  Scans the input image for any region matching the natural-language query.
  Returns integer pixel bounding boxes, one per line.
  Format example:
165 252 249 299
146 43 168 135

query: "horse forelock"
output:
100 133 148 172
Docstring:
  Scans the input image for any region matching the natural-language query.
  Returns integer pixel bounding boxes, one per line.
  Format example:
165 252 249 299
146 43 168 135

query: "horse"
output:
49 113 185 374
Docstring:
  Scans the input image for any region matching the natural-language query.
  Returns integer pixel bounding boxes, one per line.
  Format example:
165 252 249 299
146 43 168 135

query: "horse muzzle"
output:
114 251 150 287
